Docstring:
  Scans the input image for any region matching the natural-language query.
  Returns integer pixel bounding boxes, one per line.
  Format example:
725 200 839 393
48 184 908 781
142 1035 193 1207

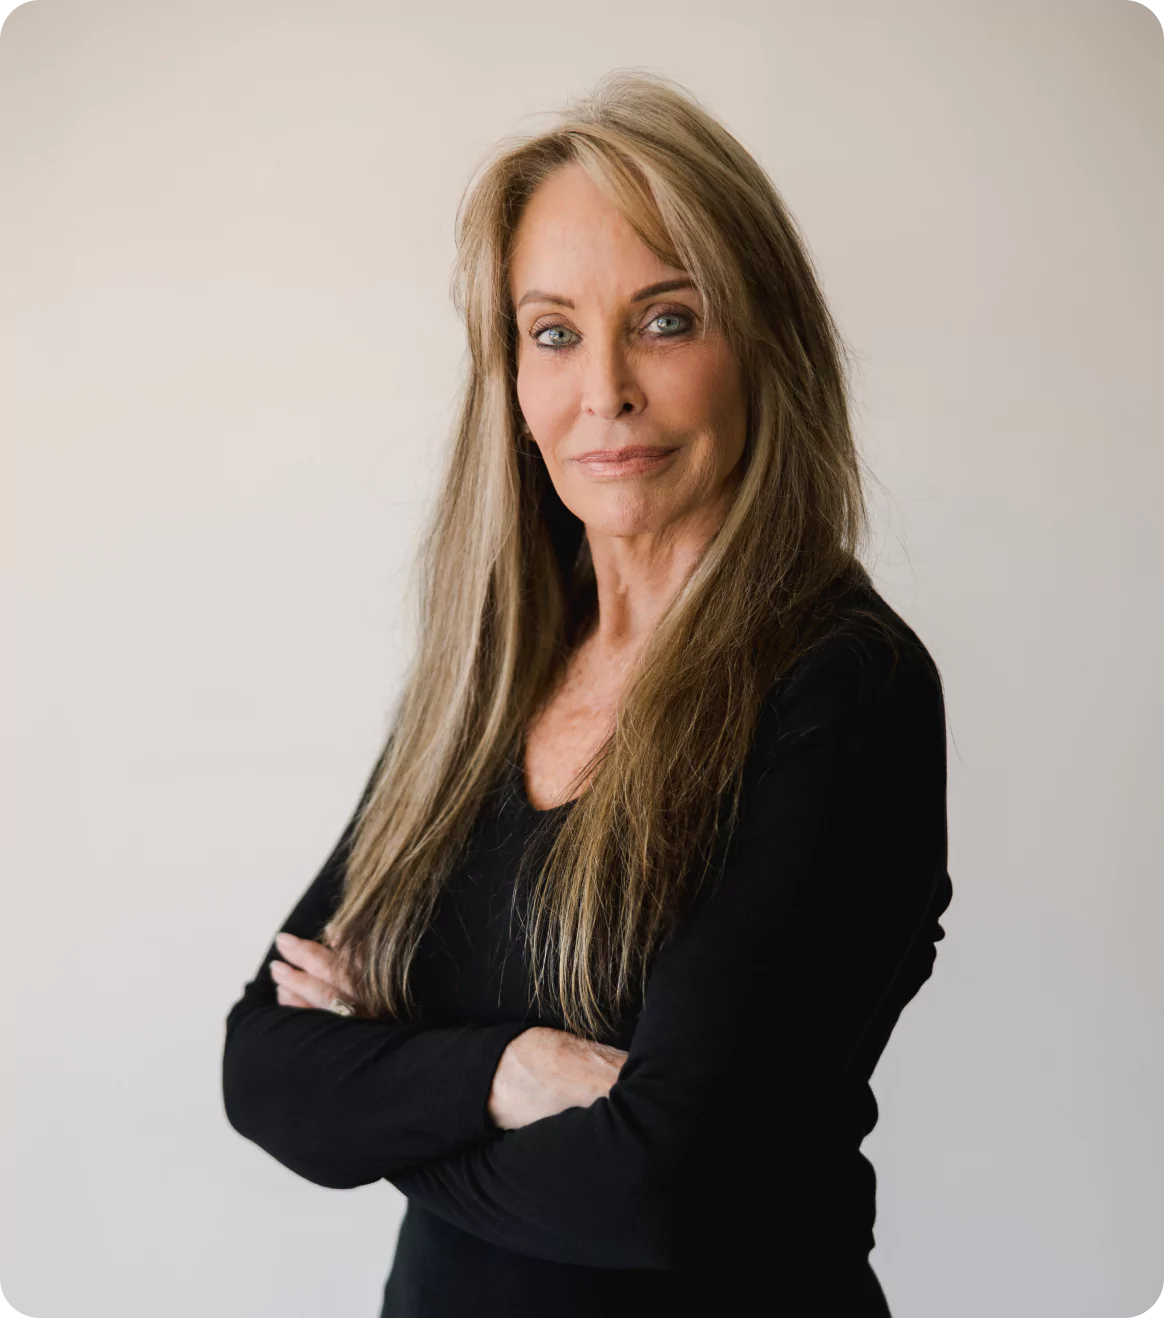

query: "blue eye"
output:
533 325 579 349
529 308 695 352
647 312 689 335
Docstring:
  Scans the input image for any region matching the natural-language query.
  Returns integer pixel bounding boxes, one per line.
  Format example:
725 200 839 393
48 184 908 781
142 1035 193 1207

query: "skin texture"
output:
512 164 748 812
271 162 750 1130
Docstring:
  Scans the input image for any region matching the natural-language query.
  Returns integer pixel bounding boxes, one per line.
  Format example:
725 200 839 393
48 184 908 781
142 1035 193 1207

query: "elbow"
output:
222 1065 372 1190
221 1017 374 1192
222 1004 276 1165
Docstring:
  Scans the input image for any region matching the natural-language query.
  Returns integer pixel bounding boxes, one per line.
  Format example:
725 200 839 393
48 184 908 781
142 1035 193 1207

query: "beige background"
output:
1 1 1161 1315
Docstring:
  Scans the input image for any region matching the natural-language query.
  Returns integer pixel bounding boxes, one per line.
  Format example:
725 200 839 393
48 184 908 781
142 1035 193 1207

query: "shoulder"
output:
757 577 945 753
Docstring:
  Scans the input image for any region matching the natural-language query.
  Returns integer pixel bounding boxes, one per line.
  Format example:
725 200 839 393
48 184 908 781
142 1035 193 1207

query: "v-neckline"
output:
512 745 584 817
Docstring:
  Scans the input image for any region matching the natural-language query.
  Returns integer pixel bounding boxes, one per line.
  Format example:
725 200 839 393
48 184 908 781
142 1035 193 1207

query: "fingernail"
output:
270 961 287 977
275 932 294 948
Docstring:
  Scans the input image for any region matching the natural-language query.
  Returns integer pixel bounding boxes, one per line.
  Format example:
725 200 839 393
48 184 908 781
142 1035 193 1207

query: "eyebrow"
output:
514 278 697 312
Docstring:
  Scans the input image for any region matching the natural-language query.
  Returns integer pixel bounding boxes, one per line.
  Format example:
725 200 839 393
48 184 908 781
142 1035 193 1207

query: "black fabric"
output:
222 577 951 1316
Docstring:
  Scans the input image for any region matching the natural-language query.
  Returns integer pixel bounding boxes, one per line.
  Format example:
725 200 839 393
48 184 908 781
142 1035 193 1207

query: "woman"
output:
222 69 952 1317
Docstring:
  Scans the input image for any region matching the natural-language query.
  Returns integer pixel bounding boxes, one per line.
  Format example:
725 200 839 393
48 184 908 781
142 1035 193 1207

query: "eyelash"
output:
528 307 696 352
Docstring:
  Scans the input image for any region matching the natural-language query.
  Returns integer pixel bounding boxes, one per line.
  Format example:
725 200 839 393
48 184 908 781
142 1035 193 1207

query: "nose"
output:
580 336 646 422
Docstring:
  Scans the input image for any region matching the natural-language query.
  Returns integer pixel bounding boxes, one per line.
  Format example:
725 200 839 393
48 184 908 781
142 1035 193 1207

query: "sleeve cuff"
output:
454 1021 534 1141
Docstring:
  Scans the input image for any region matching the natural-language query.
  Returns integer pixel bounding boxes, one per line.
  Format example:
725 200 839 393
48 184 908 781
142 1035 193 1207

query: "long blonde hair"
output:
324 68 889 1039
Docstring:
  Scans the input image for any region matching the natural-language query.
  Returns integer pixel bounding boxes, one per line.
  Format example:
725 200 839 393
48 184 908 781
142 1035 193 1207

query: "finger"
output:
276 983 313 1009
274 933 358 999
275 938 358 996
270 959 349 1011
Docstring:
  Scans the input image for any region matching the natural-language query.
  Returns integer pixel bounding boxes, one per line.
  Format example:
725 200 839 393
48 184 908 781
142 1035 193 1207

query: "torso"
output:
382 575 940 1316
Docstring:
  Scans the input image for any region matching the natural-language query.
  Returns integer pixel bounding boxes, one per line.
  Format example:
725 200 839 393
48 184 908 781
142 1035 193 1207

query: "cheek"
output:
658 352 745 459
516 353 571 436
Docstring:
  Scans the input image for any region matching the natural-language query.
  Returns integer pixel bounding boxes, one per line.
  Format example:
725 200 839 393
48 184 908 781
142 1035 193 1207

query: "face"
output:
508 163 748 541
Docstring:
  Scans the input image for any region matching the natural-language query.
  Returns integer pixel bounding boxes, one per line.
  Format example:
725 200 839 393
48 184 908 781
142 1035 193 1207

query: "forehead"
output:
508 164 686 303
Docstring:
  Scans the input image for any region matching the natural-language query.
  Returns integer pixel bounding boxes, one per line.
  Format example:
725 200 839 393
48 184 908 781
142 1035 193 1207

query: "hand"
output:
488 1026 629 1131
268 930 359 1014
269 939 625 1125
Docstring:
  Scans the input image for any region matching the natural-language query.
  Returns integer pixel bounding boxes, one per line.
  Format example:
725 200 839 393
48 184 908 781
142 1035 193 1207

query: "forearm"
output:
390 1078 688 1268
223 990 529 1187
222 744 532 1187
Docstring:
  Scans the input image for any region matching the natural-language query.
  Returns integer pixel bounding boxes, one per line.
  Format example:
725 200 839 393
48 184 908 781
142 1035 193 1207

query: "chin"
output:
576 495 677 538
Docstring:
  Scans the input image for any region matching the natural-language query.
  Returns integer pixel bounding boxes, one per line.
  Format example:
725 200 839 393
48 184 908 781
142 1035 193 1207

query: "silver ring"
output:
327 996 354 1016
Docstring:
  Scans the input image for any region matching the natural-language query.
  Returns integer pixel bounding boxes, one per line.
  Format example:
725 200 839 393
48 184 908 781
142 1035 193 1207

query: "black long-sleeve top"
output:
221 578 953 1317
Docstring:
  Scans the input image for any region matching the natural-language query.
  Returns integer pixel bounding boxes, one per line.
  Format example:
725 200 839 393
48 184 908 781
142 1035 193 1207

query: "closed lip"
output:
574 446 678 462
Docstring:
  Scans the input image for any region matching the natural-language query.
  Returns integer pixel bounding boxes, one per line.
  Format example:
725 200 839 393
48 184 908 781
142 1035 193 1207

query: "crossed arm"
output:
222 626 949 1270
222 743 619 1188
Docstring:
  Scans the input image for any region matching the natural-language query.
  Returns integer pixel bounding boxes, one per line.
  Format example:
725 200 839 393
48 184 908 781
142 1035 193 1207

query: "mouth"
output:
572 446 680 477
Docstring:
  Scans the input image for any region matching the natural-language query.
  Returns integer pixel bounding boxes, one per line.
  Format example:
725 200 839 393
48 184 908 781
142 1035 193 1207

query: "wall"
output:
1 1 1161 1314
